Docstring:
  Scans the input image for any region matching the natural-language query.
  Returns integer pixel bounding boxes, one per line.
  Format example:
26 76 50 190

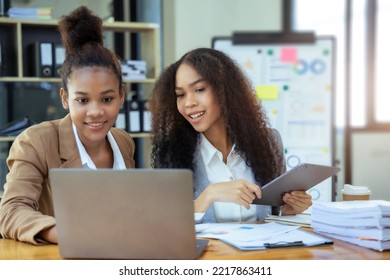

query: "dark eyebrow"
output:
73 89 116 95
175 78 205 90
73 91 88 96
100 89 116 95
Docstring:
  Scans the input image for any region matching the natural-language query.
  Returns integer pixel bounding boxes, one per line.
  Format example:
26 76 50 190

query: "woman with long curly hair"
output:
150 48 311 223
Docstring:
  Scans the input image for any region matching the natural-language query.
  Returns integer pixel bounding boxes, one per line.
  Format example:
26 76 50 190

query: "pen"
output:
264 241 304 248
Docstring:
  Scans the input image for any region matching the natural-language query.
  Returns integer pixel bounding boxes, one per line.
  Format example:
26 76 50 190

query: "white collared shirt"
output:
199 133 257 222
72 123 126 170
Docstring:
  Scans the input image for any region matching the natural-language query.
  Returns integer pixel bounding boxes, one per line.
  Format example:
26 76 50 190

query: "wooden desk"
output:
1 236 389 260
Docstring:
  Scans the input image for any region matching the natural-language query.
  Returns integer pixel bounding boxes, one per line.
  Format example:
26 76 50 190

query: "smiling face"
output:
175 63 225 138
60 66 124 149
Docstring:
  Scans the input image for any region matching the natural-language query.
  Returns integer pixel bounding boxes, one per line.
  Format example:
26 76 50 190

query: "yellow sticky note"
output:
255 85 278 100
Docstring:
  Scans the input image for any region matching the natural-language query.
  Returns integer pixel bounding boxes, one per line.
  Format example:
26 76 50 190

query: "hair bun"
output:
58 6 103 52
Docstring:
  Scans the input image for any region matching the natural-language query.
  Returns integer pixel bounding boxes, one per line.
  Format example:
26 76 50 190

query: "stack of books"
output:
311 200 390 251
7 7 52 20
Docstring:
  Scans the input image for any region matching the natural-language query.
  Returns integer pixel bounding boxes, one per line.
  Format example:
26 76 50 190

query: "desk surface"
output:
1 235 389 260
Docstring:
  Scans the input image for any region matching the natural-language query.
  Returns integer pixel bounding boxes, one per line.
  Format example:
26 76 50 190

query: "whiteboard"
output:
213 36 336 202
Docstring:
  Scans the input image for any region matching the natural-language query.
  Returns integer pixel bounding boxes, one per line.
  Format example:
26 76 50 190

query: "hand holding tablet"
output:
253 163 341 207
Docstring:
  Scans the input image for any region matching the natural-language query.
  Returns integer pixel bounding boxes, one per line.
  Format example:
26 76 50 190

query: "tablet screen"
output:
252 163 340 207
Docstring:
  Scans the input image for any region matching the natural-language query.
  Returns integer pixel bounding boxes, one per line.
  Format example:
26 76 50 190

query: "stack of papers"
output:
265 213 311 227
311 200 390 251
8 7 53 20
196 222 332 250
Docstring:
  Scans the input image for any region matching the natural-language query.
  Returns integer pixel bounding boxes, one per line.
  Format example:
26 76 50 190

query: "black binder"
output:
115 104 127 130
53 44 65 77
0 0 10 16
0 41 3 76
29 42 54 77
141 99 151 132
128 99 141 133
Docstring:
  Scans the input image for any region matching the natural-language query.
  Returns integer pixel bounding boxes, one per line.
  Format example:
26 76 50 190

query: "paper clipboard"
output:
221 229 333 251
253 163 341 207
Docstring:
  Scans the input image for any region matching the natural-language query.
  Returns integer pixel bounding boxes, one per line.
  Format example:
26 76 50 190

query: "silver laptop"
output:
49 168 208 259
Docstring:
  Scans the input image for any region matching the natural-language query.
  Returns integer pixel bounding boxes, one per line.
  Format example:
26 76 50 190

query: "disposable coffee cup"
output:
342 184 371 201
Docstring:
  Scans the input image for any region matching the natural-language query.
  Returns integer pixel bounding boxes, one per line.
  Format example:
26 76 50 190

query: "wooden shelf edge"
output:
0 77 61 82
0 137 16 142
130 133 151 138
0 133 151 142
0 77 156 83
0 17 159 30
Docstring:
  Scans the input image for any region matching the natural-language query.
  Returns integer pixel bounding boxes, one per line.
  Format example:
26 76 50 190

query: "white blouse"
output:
199 133 258 222
72 123 126 170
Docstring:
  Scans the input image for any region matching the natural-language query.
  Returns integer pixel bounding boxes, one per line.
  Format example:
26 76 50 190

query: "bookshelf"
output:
0 17 160 139
0 17 160 82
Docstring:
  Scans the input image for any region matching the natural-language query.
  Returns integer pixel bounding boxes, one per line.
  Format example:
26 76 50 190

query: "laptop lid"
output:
49 168 205 259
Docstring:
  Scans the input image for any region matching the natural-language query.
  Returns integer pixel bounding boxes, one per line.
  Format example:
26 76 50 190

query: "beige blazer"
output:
0 114 135 244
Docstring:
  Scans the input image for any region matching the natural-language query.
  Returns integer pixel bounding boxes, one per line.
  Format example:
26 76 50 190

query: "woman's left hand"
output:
281 191 312 215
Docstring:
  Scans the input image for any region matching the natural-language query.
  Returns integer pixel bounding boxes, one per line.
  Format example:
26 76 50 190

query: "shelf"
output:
0 77 156 83
0 17 159 30
0 133 151 142
0 77 62 83
130 133 151 138
0 17 161 81
0 136 16 142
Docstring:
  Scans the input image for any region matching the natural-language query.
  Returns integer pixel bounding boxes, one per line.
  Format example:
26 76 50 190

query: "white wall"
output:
352 132 390 201
162 0 282 66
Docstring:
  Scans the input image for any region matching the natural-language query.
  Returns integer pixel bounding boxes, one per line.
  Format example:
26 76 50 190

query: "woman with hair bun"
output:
0 6 135 244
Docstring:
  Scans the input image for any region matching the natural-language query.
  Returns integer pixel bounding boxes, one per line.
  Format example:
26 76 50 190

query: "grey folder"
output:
49 168 208 259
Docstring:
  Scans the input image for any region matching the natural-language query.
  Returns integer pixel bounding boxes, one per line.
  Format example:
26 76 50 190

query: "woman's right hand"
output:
194 179 261 213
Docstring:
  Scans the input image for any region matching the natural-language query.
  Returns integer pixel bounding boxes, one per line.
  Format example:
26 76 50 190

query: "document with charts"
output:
196 222 332 250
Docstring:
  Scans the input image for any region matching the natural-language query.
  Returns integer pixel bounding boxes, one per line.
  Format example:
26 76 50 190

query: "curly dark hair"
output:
150 48 283 185
58 6 123 93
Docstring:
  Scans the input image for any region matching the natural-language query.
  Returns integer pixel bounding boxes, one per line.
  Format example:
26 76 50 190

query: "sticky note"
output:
281 47 298 63
255 85 278 100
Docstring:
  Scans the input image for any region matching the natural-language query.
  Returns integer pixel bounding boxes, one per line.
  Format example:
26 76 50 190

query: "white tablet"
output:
253 163 341 206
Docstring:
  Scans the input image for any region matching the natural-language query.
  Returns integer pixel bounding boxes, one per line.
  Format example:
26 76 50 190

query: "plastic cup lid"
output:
342 184 371 195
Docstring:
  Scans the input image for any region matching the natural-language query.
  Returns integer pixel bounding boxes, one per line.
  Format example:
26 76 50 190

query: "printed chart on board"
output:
213 36 335 202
